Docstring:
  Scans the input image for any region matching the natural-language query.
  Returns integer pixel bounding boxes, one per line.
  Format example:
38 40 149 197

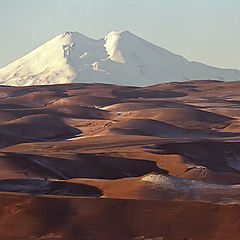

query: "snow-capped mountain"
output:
0 30 240 86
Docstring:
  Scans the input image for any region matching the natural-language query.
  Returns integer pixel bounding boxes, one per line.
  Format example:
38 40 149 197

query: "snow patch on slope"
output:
141 174 240 190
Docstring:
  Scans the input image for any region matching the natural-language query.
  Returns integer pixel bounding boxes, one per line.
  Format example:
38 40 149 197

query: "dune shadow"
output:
146 141 240 172
0 179 103 197
1 152 168 180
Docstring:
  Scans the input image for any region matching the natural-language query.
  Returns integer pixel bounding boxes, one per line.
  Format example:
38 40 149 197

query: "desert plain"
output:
0 80 240 239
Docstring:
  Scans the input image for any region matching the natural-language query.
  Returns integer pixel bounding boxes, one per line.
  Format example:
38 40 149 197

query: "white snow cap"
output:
0 30 240 86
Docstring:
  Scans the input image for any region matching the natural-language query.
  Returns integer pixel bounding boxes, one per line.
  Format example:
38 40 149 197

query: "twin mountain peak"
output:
0 30 239 86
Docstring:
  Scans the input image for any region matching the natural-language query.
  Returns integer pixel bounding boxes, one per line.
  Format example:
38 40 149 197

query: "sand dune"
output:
101 101 190 111
123 107 233 129
0 114 80 141
100 118 209 138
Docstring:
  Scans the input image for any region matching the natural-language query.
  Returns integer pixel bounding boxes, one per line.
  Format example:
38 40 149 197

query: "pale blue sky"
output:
0 0 240 69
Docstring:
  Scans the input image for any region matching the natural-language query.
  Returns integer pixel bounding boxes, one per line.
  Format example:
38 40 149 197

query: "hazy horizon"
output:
1 0 240 70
